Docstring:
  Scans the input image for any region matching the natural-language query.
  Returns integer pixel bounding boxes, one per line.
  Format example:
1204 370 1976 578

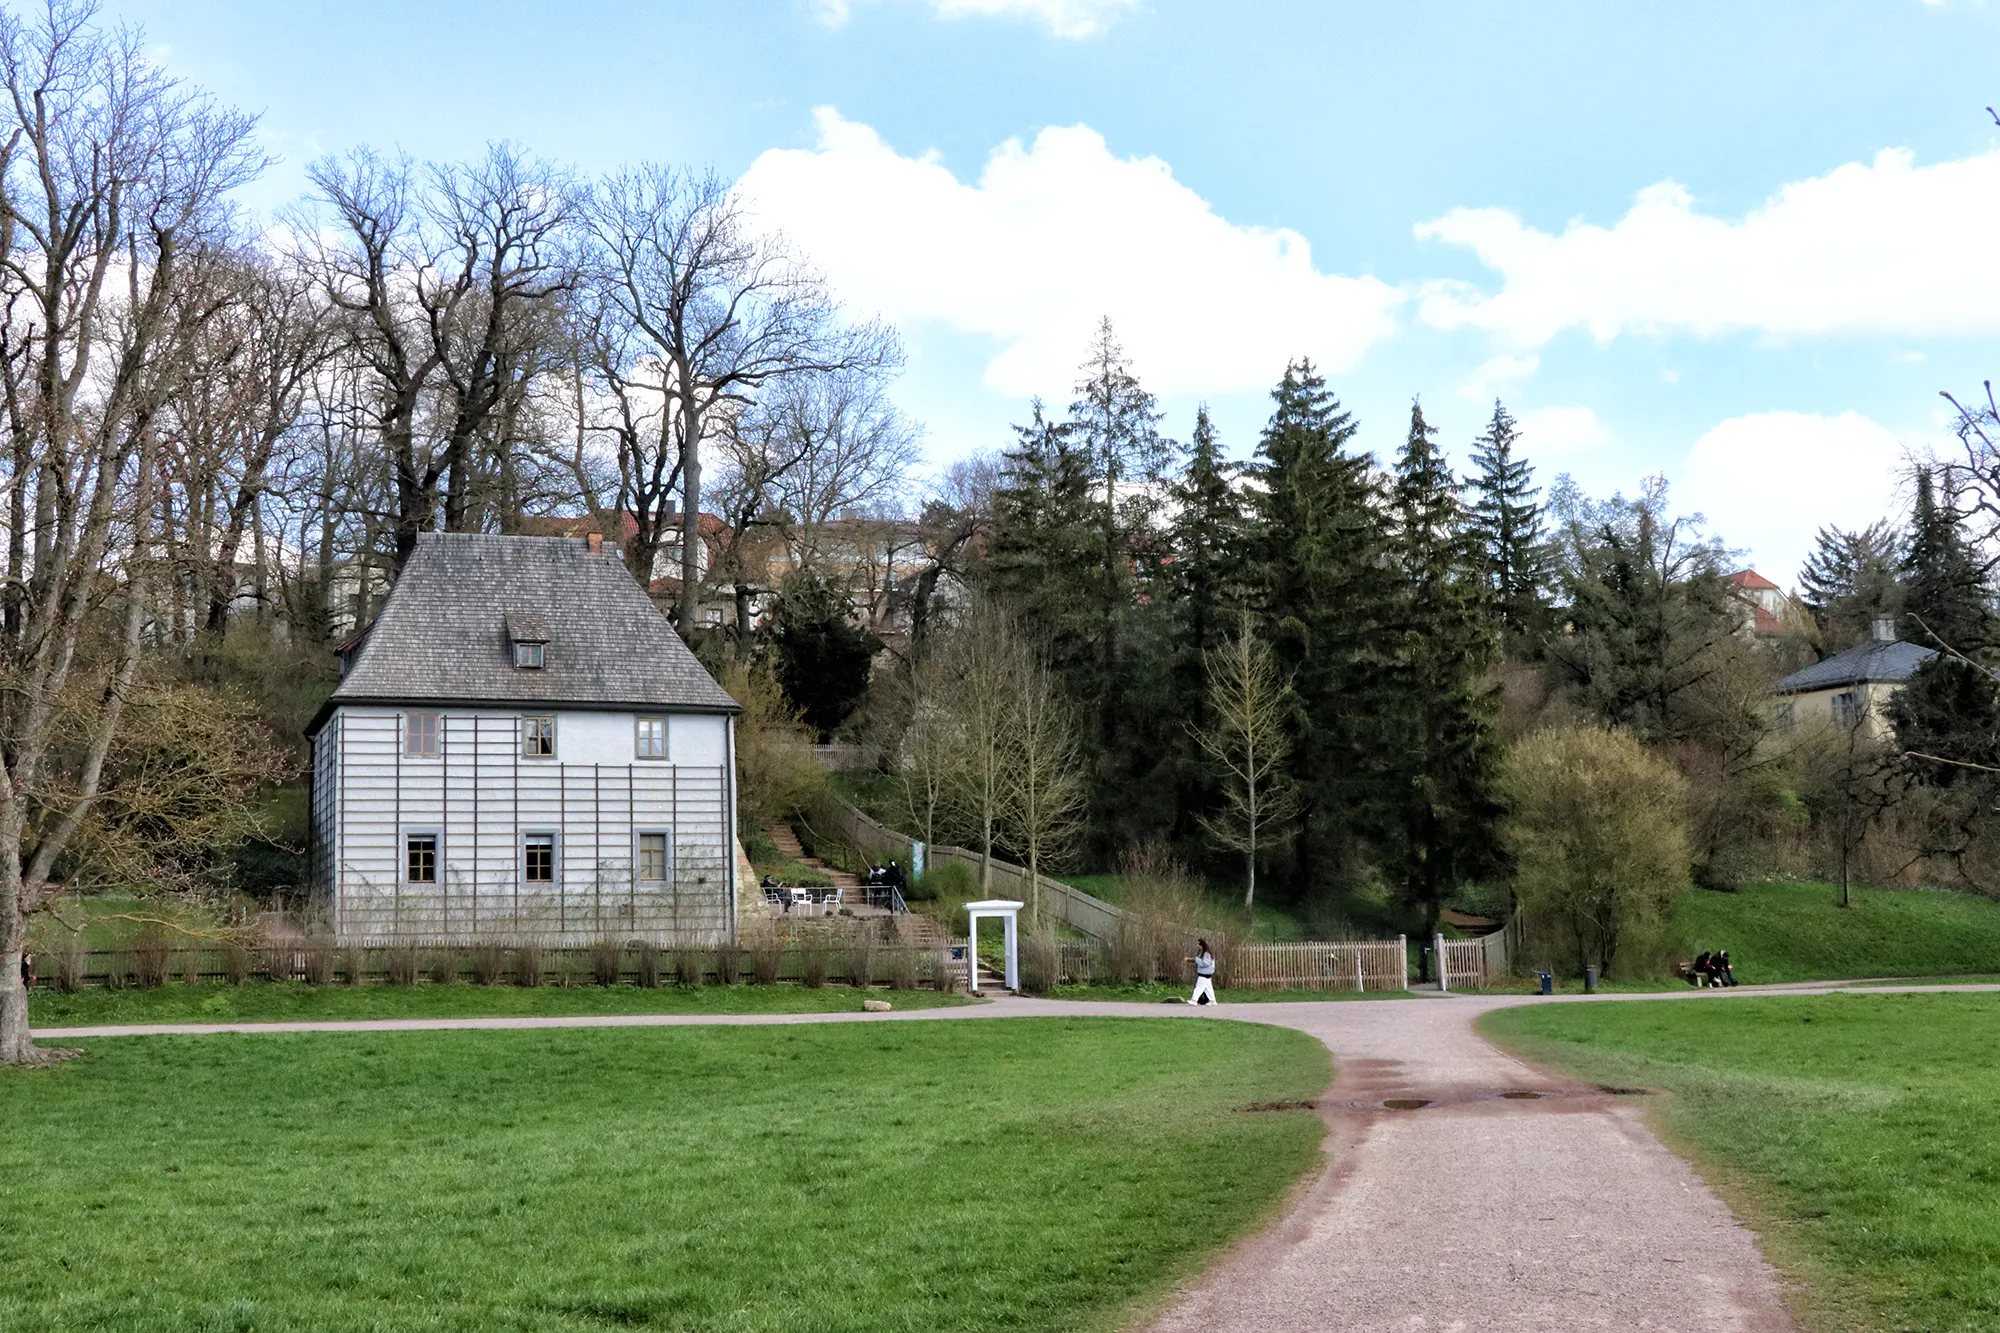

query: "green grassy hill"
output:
1678 879 2000 984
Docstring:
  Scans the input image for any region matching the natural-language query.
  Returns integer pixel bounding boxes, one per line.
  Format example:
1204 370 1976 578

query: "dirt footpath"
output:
1142 995 1797 1333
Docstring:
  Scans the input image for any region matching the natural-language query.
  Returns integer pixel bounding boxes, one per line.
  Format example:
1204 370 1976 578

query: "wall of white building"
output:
314 706 735 944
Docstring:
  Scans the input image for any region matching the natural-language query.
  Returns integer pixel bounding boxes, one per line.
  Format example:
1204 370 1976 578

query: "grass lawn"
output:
0 1018 1328 1332
1483 992 2000 1333
1677 880 2000 983
28 981 974 1027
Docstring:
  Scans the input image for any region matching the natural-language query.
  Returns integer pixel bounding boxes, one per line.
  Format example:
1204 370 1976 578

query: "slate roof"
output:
315 533 739 730
1775 637 1937 695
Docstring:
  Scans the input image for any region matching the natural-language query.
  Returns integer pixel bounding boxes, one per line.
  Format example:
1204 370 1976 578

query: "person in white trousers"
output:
1190 939 1218 1006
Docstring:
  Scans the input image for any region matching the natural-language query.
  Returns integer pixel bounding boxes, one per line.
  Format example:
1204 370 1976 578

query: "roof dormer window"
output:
506 610 550 670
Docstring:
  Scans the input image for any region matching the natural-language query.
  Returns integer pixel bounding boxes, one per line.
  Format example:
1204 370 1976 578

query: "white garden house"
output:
308 532 742 944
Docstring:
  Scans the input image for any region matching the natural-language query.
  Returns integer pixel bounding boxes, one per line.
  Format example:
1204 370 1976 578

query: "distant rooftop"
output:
1775 636 1937 695
1725 569 1780 591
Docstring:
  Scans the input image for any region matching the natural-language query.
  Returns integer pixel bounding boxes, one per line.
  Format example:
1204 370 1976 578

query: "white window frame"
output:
521 715 556 759
635 829 672 884
521 830 558 885
403 711 440 759
405 830 441 885
635 716 668 761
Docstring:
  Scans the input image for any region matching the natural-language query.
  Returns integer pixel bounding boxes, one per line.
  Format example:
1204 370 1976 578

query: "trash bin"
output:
1584 965 1598 993
1535 970 1553 996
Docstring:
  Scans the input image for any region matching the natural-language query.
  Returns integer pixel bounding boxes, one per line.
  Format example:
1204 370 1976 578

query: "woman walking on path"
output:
1190 940 1218 1006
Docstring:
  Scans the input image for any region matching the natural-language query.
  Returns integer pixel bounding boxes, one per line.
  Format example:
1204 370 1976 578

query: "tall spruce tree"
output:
1168 406 1250 843
1466 399 1548 636
1246 360 1389 896
1798 520 1902 650
1384 401 1504 950
1901 467 1992 653
986 401 1100 675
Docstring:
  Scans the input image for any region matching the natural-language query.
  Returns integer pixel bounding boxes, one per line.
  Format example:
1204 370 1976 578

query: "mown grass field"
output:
1676 880 2000 983
1484 992 2000 1333
1 1018 1327 1332
28 980 974 1026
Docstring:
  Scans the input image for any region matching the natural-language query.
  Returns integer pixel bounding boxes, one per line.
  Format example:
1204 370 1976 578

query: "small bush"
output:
303 940 336 986
427 949 459 986
675 948 708 988
1019 928 1060 995
385 945 418 987
911 860 975 904
471 941 507 986
713 943 742 986
799 937 830 989
514 942 543 988
888 948 917 991
263 945 294 984
591 937 624 987
133 927 170 990
746 930 785 986
221 941 251 986
634 940 661 989
339 947 363 986
847 941 874 989
179 950 203 985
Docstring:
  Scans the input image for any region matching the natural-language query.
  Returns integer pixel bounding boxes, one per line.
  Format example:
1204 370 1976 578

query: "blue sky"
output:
120 0 2000 582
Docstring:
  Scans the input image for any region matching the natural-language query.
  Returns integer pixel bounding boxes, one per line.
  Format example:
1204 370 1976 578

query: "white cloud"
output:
1461 352 1538 401
1516 404 1609 458
738 109 1402 397
1415 148 2000 348
814 0 1137 38
1679 410 1909 582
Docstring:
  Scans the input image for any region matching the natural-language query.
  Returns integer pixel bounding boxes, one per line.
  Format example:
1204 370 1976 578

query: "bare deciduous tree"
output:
1002 650 1086 925
1190 616 1300 917
583 165 896 633
0 0 267 1065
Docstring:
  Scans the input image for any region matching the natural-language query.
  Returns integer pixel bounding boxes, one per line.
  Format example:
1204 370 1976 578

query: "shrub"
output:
634 939 661 989
514 942 543 988
713 942 742 986
1501 724 1692 979
385 945 418 987
263 944 294 983
748 931 784 986
178 949 203 985
303 940 336 986
427 949 459 986
911 860 975 904
133 926 170 989
799 936 830 989
675 948 708 988
887 948 917 990
471 941 506 986
847 941 874 989
339 947 363 986
591 937 624 986
221 941 252 986
1019 928 1060 995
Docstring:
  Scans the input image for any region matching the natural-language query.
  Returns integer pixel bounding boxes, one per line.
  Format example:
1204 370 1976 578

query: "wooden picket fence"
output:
1224 939 1409 992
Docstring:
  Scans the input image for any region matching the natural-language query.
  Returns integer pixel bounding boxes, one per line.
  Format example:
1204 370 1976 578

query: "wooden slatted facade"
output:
313 708 735 944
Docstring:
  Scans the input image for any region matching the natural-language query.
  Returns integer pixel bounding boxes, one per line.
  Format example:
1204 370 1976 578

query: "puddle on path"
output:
1382 1098 1431 1110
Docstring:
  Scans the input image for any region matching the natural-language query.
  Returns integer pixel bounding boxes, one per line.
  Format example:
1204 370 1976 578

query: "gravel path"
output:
39 983 2000 1328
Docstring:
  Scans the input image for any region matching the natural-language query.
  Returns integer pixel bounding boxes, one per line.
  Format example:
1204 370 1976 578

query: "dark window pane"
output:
515 641 544 669
407 836 437 883
524 835 554 883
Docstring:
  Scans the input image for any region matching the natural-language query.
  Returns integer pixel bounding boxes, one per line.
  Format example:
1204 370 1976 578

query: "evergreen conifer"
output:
1901 467 1992 653
1384 400 1504 949
1466 399 1549 636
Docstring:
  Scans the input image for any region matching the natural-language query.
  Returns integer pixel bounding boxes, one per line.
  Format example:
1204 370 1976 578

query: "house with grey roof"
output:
307 532 742 944
1770 617 1936 743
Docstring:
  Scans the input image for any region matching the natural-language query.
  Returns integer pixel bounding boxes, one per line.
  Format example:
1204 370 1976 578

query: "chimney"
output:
585 532 603 555
1872 616 1896 642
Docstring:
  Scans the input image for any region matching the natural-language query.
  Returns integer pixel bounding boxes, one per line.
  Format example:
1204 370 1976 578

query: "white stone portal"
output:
965 899 1023 992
